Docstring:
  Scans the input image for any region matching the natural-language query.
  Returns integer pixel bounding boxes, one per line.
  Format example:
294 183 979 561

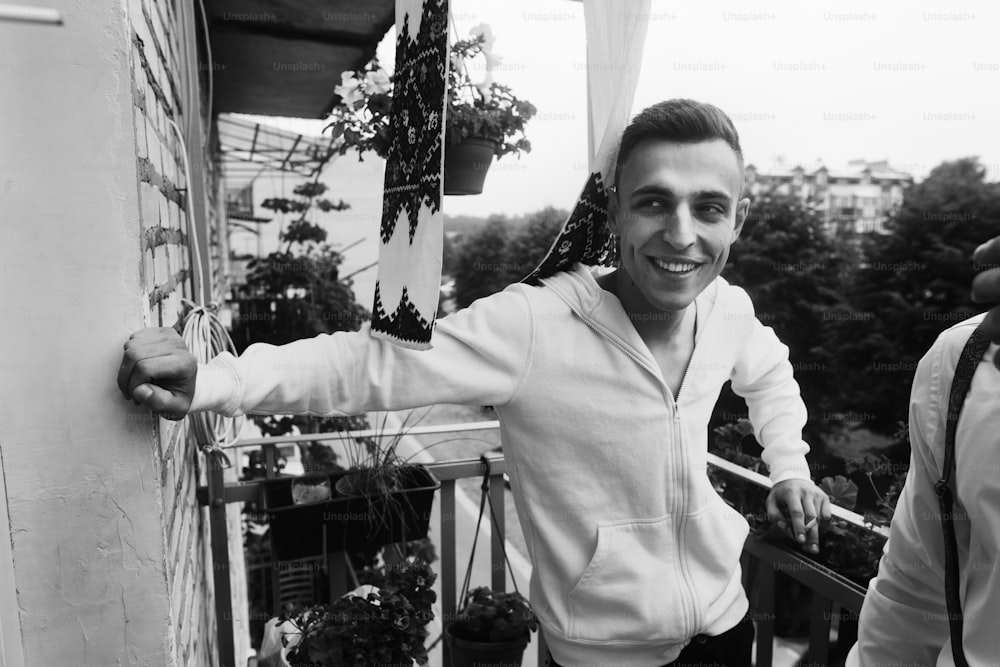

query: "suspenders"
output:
934 323 991 667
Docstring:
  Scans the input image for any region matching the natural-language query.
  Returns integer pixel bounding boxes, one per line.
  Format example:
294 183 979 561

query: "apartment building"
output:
745 159 914 233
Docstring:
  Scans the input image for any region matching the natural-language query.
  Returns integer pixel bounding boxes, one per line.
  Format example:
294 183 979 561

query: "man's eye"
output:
637 200 665 209
700 204 726 215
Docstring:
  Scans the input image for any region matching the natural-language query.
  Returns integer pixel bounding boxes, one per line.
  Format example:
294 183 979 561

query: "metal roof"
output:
217 113 340 188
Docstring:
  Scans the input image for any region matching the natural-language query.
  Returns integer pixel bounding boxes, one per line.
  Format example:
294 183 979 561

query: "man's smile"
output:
649 256 704 275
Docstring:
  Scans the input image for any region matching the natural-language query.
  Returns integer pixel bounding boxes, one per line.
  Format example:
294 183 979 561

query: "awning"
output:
217 113 339 189
206 0 395 118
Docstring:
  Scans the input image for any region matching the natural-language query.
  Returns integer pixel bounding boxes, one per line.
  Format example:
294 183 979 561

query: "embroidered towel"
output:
370 0 449 349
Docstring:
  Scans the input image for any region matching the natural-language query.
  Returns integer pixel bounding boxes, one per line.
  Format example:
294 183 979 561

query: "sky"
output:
230 0 1000 304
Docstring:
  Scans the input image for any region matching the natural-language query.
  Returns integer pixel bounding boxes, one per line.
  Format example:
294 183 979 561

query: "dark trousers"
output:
547 614 755 667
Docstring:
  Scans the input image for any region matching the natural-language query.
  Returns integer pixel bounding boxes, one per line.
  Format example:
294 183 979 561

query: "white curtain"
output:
522 0 650 283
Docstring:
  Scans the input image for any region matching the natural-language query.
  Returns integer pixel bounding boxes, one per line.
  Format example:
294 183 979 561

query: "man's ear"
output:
732 197 751 242
607 187 621 236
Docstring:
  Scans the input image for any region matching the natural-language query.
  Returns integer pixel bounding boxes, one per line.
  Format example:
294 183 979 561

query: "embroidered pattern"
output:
370 283 434 345
522 171 618 285
371 0 448 348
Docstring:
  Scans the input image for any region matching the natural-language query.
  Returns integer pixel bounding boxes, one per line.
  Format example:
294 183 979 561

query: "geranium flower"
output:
334 71 364 107
475 71 494 104
469 23 495 51
484 51 503 73
364 69 392 95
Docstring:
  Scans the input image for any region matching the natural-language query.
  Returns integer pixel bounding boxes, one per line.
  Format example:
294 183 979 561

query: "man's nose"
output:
661 203 696 249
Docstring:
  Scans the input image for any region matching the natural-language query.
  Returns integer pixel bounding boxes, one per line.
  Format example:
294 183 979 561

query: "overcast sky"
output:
237 0 1000 300
251 0 1000 217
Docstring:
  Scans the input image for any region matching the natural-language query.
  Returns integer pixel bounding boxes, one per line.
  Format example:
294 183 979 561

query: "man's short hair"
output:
613 99 744 190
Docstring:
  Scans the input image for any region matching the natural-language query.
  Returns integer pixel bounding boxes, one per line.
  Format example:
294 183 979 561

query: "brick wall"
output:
128 0 248 664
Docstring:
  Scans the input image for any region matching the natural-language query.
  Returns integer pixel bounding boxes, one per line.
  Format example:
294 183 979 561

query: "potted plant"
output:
259 412 440 561
444 587 539 667
273 557 438 667
324 23 536 195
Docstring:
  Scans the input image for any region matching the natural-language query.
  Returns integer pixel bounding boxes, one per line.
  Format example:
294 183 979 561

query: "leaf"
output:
821 475 859 510
734 418 755 437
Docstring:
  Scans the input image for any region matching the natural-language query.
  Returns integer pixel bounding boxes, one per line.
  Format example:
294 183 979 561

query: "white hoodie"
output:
191 263 812 666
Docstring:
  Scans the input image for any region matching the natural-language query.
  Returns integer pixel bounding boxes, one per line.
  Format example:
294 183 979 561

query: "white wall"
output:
0 2 175 663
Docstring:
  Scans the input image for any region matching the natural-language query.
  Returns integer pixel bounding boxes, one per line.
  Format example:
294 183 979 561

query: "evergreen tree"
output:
237 180 368 348
715 191 858 448
449 207 567 308
833 158 1000 434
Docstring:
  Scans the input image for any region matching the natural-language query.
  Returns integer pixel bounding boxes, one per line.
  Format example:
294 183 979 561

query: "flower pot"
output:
444 137 498 196
259 465 440 561
334 468 402 497
444 624 530 667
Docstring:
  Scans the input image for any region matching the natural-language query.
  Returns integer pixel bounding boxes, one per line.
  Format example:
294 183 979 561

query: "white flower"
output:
469 23 496 51
364 68 392 95
334 71 364 107
475 71 494 103
484 51 503 73
344 584 380 601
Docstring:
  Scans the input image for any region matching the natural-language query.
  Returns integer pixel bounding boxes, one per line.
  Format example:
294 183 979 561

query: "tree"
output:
713 191 859 450
450 207 567 308
235 180 368 349
831 158 1000 434
238 178 371 454
451 214 512 309
505 206 566 275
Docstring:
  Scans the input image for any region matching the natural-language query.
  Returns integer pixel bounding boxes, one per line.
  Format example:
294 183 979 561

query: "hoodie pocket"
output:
682 499 750 615
568 515 685 641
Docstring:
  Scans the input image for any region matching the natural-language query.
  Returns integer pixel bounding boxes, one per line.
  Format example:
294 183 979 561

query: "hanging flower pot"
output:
443 136 498 196
444 621 531 667
444 458 539 667
323 24 536 182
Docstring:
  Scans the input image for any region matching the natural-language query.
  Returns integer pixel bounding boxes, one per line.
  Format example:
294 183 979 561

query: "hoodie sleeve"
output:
728 291 812 484
846 330 956 666
189 285 534 417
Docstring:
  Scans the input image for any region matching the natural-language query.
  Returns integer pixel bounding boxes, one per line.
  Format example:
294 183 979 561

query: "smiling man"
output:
119 99 829 667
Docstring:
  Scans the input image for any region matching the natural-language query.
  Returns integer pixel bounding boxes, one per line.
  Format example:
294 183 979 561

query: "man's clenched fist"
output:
118 327 198 420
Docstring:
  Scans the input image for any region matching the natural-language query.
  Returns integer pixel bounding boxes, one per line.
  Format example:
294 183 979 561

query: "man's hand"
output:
972 238 1000 368
766 479 832 554
118 327 197 420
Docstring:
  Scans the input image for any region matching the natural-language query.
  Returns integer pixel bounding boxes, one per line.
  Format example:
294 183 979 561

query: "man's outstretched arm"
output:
118 286 533 420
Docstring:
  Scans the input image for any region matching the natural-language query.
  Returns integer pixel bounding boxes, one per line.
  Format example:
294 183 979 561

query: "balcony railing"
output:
202 421 878 667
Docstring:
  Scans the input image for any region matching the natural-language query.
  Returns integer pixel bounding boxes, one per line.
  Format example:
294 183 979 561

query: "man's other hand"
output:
118 327 197 420
972 238 1000 368
766 479 833 555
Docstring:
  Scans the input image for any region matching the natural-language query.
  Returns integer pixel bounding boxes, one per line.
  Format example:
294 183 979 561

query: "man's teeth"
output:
653 259 698 272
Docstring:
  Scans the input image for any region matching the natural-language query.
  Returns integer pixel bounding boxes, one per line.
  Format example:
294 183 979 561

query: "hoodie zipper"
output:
565 302 699 638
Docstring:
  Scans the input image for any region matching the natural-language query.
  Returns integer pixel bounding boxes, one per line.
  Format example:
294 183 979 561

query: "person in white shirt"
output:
848 239 1000 665
119 99 831 667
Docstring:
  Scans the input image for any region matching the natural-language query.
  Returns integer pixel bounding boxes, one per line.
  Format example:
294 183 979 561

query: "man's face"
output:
608 138 750 313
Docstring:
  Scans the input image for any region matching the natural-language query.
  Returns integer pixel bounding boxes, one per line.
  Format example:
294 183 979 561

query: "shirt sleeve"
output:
847 337 951 666
729 314 812 484
189 285 534 417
